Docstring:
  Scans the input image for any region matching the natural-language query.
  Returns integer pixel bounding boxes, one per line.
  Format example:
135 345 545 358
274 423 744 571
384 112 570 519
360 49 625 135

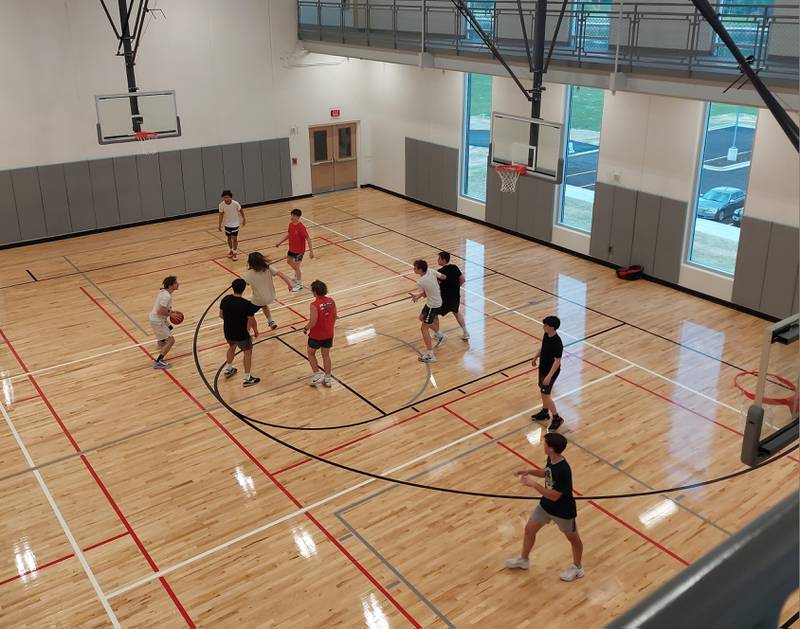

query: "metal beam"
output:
688 0 798 151
450 0 532 102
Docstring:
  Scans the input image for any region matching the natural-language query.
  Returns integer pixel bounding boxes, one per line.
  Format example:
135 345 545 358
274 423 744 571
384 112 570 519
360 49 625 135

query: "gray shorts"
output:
530 504 577 533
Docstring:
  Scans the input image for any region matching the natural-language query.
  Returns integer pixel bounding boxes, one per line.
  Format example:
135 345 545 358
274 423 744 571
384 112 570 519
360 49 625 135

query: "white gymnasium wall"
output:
597 91 704 200
367 63 463 195
744 110 800 228
0 0 375 195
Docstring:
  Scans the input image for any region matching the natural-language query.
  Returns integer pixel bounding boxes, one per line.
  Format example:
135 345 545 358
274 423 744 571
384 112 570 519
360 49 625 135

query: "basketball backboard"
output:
95 90 181 144
489 112 564 184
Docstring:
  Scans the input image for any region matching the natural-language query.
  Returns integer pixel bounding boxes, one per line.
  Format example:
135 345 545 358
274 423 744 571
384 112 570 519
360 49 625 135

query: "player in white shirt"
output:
149 275 179 369
411 259 446 363
217 190 246 261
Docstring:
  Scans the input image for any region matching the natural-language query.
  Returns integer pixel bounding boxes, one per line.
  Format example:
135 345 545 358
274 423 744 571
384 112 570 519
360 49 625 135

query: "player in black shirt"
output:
220 278 262 387
530 315 565 431
505 432 584 581
434 251 469 342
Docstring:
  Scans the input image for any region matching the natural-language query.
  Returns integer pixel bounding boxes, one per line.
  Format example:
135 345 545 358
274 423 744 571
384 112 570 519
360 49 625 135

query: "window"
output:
462 73 492 202
688 103 756 274
465 1 494 41
559 86 604 232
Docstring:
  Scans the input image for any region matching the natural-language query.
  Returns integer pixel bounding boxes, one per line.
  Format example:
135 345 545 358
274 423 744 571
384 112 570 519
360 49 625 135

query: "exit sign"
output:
330 108 341 118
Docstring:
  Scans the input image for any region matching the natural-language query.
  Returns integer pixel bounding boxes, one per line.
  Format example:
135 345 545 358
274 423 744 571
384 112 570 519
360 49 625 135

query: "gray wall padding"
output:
0 171 21 244
589 183 686 284
38 164 72 236
89 159 120 228
0 137 292 247
158 151 186 217
484 158 555 242
404 137 458 212
64 161 96 232
733 217 800 318
12 168 47 240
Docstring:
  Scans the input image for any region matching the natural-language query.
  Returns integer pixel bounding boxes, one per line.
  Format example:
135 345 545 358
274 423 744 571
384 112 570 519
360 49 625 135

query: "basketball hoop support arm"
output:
528 0 548 163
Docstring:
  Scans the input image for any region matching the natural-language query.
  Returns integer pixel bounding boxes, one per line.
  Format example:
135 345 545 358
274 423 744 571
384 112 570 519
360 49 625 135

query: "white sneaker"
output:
291 283 304 292
461 330 470 341
433 332 447 348
505 556 529 570
418 352 436 363
322 376 332 387
559 564 585 581
309 373 324 386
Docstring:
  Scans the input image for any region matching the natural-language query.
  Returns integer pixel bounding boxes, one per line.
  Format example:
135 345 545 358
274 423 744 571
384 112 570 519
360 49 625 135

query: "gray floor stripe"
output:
64 255 148 336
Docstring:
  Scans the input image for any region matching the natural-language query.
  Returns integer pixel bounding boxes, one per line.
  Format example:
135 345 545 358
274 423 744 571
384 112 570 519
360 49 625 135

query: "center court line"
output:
0 399 121 627
106 366 629 599
5 271 418 383
302 216 751 420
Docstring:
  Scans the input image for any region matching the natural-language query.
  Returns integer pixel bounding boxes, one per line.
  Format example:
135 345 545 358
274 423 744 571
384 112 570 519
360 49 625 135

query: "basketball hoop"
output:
134 131 159 156
134 131 159 142
495 164 527 193
734 371 797 410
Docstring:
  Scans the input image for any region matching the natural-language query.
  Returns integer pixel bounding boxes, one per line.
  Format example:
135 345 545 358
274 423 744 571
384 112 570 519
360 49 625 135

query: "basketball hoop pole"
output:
528 0 547 167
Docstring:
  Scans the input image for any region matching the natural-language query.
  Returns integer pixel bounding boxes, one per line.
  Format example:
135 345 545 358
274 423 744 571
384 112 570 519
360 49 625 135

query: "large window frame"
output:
685 102 756 276
461 73 492 202
557 85 604 233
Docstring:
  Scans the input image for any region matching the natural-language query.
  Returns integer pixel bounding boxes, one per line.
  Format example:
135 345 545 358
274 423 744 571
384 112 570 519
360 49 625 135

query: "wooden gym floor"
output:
0 187 797 627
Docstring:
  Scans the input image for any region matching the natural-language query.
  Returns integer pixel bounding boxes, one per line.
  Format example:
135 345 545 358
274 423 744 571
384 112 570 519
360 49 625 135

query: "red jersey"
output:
309 296 336 340
287 221 309 254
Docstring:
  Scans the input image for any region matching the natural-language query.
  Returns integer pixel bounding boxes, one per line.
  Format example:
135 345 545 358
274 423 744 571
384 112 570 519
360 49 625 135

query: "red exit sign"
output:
330 108 341 118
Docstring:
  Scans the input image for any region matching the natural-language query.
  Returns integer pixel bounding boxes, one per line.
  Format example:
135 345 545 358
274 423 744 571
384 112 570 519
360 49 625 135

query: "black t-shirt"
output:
539 332 563 376
540 456 577 519
437 264 462 305
220 295 260 341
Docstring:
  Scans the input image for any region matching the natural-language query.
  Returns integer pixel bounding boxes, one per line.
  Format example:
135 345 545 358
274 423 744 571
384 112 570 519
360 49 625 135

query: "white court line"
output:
107 365 630 599
0 400 120 627
7 270 414 383
305 217 745 417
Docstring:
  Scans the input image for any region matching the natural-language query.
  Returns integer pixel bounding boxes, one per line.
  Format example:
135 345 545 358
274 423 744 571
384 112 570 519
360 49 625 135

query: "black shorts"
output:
224 226 240 236
420 305 441 325
538 370 560 395
287 251 304 262
227 336 253 351
439 300 460 316
308 337 333 349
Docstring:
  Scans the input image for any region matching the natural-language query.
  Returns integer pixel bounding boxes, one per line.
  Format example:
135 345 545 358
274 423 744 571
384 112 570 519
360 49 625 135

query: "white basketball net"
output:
496 165 525 193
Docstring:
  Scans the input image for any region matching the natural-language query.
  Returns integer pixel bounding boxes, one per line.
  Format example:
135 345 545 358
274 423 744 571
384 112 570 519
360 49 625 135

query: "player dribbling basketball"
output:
149 275 179 369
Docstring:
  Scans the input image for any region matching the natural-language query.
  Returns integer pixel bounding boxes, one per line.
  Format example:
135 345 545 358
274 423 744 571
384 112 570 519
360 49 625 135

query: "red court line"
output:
273 367 537 476
8 394 41 406
442 406 691 566
0 531 130 588
80 287 422 628
0 327 196 627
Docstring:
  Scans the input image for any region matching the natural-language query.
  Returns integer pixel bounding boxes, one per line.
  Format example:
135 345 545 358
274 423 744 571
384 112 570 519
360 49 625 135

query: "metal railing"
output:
297 1 799 82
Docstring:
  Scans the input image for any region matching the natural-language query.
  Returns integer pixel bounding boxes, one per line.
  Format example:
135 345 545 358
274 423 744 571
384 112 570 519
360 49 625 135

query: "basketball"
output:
169 311 184 325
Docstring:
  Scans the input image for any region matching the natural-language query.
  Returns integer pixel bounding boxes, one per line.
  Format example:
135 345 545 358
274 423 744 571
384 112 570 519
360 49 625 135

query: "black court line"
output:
781 611 799 628
0 217 387 291
564 321 627 347
25 269 37 281
330 204 774 376
275 335 388 417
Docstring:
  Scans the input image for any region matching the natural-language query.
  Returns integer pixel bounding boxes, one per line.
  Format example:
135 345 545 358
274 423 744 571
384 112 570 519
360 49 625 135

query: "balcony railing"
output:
297 1 799 83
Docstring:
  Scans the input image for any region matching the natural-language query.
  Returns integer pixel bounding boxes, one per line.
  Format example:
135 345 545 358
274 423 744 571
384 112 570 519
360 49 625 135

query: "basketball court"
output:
1 1 798 627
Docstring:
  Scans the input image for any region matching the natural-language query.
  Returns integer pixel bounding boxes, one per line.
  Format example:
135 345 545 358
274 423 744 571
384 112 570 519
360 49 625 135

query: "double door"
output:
309 122 358 193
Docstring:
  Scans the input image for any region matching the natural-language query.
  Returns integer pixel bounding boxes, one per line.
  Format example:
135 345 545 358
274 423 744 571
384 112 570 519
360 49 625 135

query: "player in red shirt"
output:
275 208 314 292
303 280 337 387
